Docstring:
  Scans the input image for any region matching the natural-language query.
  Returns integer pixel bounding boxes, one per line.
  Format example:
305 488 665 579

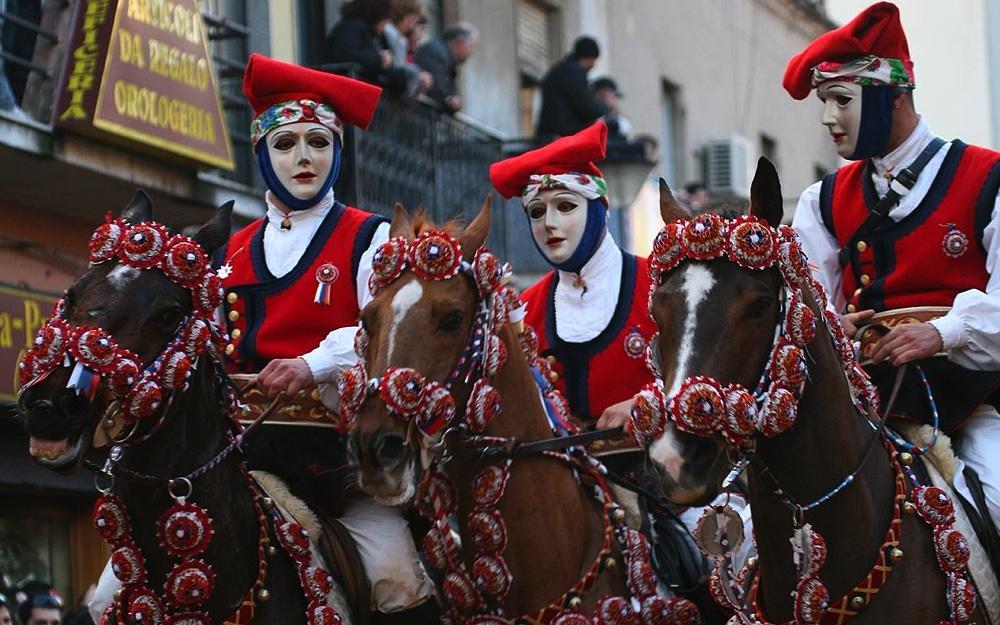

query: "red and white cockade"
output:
630 213 977 625
342 231 701 625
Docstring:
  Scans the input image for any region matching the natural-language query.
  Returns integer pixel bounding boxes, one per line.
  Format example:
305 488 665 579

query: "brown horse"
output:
636 159 986 624
345 200 652 622
17 192 340 625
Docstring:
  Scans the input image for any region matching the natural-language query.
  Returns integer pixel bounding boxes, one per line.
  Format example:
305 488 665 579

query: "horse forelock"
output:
107 264 141 290
409 210 464 237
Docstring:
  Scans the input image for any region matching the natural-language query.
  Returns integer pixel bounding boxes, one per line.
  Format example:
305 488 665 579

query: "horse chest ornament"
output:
339 230 701 625
629 214 977 625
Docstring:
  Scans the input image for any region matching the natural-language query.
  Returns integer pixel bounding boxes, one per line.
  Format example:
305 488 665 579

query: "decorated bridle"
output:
19 215 345 625
339 229 702 625
629 213 976 625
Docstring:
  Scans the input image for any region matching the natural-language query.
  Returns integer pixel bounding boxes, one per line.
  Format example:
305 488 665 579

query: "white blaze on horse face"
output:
817 81 862 159
107 265 140 291
526 189 589 265
265 122 335 201
387 279 424 363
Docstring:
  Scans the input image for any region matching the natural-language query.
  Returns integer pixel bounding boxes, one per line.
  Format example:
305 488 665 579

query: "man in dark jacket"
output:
536 36 608 141
415 22 478 113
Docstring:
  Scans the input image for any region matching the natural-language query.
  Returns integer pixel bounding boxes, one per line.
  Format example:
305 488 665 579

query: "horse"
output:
17 191 346 625
631 158 987 625
342 199 707 624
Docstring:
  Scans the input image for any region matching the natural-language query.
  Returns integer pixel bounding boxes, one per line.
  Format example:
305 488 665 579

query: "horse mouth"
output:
29 430 88 471
357 458 417 506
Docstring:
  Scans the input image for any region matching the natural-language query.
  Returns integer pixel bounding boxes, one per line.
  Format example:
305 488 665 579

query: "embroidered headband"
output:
521 173 607 207
812 55 915 91
250 99 344 148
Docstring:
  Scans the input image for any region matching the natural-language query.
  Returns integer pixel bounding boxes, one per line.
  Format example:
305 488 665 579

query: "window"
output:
516 0 557 137
660 79 684 186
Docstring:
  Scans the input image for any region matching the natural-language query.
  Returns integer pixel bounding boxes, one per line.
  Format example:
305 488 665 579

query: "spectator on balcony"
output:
536 36 608 142
382 0 433 98
415 22 478 113
405 15 428 63
324 0 410 95
591 76 632 141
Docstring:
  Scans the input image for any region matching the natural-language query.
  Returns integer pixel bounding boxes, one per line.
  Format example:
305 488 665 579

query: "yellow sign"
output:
0 284 58 402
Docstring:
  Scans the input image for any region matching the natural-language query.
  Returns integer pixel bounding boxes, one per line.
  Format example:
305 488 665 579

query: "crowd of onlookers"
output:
0 576 94 625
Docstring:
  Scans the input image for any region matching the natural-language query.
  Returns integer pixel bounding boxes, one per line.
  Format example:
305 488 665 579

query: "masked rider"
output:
785 2 1000 533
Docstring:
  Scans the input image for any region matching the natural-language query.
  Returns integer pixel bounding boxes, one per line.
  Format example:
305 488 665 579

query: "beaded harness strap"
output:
339 231 701 625
629 214 976 625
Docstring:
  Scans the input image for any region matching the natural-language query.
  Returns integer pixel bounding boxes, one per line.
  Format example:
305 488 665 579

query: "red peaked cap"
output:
242 53 382 129
489 121 607 199
783 2 912 100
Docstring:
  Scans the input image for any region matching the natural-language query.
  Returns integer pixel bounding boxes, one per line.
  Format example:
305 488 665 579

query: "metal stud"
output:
611 507 626 523
747 555 758 571
262 497 275 510
899 452 914 466
889 547 904 563
256 588 271 602
266 545 278 557
565 594 582 610
850 594 865 610
903 501 916 515
601 556 616 571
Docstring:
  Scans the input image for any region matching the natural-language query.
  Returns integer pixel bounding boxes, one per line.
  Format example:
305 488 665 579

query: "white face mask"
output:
525 189 589 265
817 81 863 159
265 122 335 201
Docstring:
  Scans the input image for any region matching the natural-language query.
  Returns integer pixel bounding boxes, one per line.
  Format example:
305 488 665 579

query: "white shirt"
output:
262 190 390 407
553 233 623 342
792 117 1000 370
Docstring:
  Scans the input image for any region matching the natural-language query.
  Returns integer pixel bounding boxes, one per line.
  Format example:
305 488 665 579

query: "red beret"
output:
783 2 912 100
489 121 607 199
242 53 382 129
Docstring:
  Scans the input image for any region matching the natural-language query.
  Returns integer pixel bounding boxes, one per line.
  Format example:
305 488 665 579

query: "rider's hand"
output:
597 399 633 430
257 357 315 398
840 308 876 338
871 322 943 366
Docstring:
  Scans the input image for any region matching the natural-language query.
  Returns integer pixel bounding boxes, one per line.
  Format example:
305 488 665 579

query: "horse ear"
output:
749 157 784 228
194 201 233 254
460 194 492 261
659 178 688 224
388 202 414 240
121 189 153 224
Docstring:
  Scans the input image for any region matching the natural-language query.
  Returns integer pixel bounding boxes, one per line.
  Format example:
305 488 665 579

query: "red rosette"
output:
100 603 115 625
156 501 213 558
71 327 118 370
468 508 508 553
94 493 130 544
307 603 343 625
552 613 594 625
665 598 701 625
768 342 807 391
726 216 776 270
627 383 667 447
466 379 502 432
639 595 674 625
442 570 481 612
593 595 638 625
17 351 36 387
467 617 514 625
644 332 661 378
807 280 829 313
121 223 170 269
411 232 462 281
182 320 212 357
722 384 757 444
652 222 684 272
161 237 208 288
90 218 127 264
127 589 164 625
473 248 505 296
777 240 804 286
122 378 162 422
801 527 827 576
913 485 955 526
337 363 368 419
422 522 458 570
547 390 574 430
28 317 71 370
379 367 428 418
275 520 312 562
933 526 971 573
159 350 192 391
353 327 369 359
519 326 540 360
300 565 334 601
670 376 725 437
111 543 146 585
471 464 511 509
681 214 725 259
708 569 728 609
164 560 216 607
415 466 458 519
758 385 798 437
793 576 829 625
164 612 209 625
417 381 455 436
472 553 512 599
490 294 510 329
193 274 223 315
784 292 817 348
822 310 854 364
483 333 508 377
369 237 410 293
948 572 978 623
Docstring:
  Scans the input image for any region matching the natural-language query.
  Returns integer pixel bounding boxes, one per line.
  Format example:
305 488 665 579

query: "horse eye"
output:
154 307 185 327
744 295 774 320
437 310 463 333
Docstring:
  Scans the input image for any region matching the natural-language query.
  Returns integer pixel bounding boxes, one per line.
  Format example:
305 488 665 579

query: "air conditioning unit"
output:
700 135 756 199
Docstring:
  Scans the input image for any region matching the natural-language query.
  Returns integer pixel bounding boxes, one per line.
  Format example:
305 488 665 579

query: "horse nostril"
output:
58 393 90 416
373 433 407 469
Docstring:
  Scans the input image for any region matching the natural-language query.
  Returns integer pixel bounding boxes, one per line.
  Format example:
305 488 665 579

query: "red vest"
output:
820 141 1000 312
217 203 385 373
521 253 656 422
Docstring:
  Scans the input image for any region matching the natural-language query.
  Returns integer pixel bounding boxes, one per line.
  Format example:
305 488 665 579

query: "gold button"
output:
856 241 868 252
853 288 862 297
548 371 559 383
231 328 241 339
847 304 857 313
860 274 871 286
545 355 557 365
227 292 238 304
225 344 235 355
228 310 240 322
